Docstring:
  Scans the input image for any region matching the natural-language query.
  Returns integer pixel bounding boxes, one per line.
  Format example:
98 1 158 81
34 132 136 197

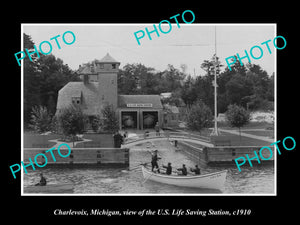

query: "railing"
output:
124 130 211 144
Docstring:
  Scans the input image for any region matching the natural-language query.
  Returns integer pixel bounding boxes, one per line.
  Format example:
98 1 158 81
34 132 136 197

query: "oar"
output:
142 173 154 184
129 165 141 171
121 163 148 173
129 163 148 171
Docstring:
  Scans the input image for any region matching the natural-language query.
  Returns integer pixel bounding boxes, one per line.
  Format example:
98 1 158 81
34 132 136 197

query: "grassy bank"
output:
169 121 274 147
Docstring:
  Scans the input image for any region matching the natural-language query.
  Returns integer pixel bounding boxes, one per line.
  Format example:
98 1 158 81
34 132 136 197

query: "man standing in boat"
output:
149 149 161 173
177 164 188 176
190 165 201 175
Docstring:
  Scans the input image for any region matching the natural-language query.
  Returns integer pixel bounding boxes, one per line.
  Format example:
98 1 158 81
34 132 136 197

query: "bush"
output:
225 104 250 141
29 105 52 133
56 105 86 137
91 116 101 132
186 101 213 134
100 104 119 133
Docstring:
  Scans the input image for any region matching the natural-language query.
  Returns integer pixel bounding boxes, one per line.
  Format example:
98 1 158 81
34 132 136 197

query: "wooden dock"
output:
178 141 274 166
23 147 129 168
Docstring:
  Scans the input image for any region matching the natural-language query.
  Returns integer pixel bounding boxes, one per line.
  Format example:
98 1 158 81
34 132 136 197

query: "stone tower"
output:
95 53 120 110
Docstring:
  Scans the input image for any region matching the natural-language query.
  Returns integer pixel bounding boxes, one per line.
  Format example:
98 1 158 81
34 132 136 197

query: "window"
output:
72 97 81 105
112 64 116 69
100 64 104 69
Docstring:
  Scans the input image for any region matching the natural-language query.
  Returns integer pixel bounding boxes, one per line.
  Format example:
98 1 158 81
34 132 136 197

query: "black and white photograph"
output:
20 24 276 195
5 5 298 223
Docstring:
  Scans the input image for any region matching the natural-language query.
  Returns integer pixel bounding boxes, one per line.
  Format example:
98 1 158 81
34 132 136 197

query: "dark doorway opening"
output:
142 111 158 129
121 111 137 129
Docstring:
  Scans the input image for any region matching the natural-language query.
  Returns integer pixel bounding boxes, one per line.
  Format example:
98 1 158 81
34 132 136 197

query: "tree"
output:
181 75 197 107
186 101 213 134
184 56 224 113
56 105 85 139
159 64 185 93
225 104 250 142
29 105 52 133
118 64 139 94
118 63 162 95
245 64 273 110
193 75 214 111
91 115 101 133
36 54 79 115
266 73 274 102
224 55 247 76
101 104 119 133
225 73 253 107
201 55 223 77
24 33 41 127
23 33 79 128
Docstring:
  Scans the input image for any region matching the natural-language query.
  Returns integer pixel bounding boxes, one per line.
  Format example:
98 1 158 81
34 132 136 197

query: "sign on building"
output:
126 103 153 108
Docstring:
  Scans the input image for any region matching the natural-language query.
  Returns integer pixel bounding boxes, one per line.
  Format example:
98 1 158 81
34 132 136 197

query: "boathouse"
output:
56 53 164 130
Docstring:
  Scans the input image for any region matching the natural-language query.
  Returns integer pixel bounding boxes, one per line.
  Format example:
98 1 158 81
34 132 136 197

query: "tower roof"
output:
98 53 120 64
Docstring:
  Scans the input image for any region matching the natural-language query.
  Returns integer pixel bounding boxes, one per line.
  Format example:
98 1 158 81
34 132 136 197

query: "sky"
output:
22 24 276 76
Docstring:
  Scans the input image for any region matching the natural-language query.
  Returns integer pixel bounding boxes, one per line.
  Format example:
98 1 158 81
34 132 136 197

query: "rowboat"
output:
141 166 227 190
23 183 74 194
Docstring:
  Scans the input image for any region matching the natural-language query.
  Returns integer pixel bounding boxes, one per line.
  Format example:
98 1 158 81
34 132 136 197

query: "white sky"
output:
22 24 276 76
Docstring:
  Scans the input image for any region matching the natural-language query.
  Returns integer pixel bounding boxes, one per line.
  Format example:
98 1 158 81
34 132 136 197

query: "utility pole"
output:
211 26 219 136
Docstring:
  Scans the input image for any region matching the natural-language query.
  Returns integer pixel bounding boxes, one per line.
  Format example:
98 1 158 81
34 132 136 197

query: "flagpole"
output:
211 26 219 136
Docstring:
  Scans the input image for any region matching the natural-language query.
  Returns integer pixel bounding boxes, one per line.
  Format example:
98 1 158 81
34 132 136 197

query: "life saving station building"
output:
56 53 164 130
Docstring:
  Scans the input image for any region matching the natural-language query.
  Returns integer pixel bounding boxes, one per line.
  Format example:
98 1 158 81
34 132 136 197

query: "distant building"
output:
217 113 226 122
160 92 172 99
163 104 179 127
56 53 163 130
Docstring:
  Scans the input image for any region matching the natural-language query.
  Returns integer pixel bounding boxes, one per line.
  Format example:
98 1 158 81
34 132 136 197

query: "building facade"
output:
56 53 163 130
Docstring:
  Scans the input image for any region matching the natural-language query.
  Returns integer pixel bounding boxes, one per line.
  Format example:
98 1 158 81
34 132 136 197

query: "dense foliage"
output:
24 33 274 131
24 34 79 129
29 105 52 133
56 105 85 137
100 104 119 132
117 56 274 114
186 101 213 134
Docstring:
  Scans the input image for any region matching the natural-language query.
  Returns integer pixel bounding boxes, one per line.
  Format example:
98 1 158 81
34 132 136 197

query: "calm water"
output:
23 140 274 194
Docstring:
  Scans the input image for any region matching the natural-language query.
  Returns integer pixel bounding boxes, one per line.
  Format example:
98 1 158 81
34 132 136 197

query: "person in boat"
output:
35 173 47 186
177 164 187 176
174 140 178 148
150 149 161 173
162 162 172 175
190 165 201 175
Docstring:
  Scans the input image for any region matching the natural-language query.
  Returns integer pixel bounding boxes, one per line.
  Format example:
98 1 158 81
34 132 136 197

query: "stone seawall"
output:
23 148 129 167
178 141 274 166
